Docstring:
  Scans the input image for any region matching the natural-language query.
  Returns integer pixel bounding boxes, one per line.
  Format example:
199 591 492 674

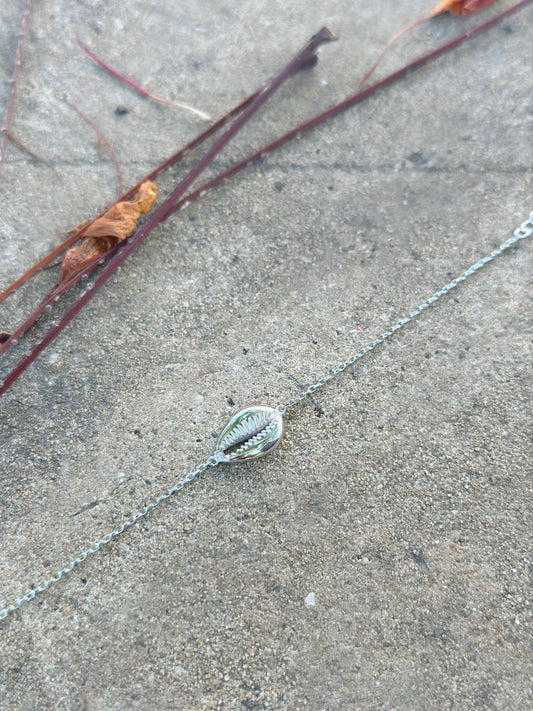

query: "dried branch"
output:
77 38 212 122
0 0 32 170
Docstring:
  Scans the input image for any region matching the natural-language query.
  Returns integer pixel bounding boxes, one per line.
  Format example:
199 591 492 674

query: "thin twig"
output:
6 131 56 171
358 0 500 86
0 0 32 169
358 13 434 87
77 38 212 122
64 97 123 197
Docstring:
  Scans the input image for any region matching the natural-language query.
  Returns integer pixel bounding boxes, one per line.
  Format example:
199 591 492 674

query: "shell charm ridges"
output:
215 406 283 462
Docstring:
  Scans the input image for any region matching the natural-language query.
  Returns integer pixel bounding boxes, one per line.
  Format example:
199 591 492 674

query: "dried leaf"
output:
432 0 497 16
59 181 157 284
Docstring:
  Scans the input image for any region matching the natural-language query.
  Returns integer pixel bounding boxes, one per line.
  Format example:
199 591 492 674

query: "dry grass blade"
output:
6 130 56 171
64 97 123 197
359 0 500 86
77 38 212 121
0 0 32 169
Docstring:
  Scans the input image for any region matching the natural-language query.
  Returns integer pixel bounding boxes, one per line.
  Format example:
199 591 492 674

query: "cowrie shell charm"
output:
215 406 283 462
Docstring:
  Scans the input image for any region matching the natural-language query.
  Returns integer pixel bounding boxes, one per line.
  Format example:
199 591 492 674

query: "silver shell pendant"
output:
215 406 283 462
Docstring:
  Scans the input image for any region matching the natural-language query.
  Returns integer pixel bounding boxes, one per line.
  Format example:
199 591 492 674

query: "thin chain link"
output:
279 213 533 412
0 456 218 621
1 214 531 622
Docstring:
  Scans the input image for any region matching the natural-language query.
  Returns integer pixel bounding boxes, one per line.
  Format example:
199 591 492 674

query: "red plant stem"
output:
0 271 85 358
0 1 530 397
64 97 123 197
7 131 56 170
358 0 502 86
0 0 32 169
141 27 334 225
0 91 260 306
77 38 152 98
0 27 335 394
124 92 259 195
77 38 211 121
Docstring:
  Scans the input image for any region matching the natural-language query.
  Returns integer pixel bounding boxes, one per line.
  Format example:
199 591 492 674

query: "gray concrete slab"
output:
0 1 531 709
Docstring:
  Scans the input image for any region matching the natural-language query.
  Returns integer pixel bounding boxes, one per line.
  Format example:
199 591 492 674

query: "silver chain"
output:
278 212 533 412
1 213 531 622
0 456 218 621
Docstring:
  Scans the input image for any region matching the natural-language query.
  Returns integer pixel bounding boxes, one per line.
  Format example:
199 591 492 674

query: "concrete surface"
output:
0 1 531 709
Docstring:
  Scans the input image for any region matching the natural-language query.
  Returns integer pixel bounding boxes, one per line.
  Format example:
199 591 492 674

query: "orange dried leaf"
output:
431 0 497 16
134 181 159 213
59 181 157 284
